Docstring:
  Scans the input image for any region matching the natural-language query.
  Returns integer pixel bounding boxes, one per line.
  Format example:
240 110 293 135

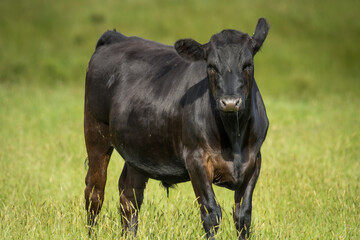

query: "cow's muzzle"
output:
218 96 242 112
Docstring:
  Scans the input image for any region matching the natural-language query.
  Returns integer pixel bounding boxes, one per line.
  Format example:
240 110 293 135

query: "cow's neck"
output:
219 100 251 180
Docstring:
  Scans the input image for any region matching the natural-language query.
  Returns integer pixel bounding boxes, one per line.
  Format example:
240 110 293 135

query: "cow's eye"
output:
243 64 252 72
208 65 219 76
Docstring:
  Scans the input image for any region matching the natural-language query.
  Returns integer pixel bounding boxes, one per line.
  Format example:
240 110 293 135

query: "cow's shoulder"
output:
249 81 269 150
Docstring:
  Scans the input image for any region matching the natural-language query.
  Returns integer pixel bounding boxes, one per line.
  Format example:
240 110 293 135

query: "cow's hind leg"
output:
84 111 113 230
118 163 148 236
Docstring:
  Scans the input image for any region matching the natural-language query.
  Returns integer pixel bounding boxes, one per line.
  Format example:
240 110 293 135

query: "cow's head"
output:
175 18 269 112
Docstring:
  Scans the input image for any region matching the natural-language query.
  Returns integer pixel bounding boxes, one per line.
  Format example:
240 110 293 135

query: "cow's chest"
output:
210 149 256 190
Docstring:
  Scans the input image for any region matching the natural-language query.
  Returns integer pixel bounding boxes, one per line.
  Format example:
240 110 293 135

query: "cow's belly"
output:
109 104 189 183
115 143 190 183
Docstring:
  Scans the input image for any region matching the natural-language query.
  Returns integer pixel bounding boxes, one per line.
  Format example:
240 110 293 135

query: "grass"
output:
0 84 358 239
0 0 359 239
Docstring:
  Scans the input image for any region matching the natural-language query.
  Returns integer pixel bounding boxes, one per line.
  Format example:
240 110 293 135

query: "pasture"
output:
0 0 359 239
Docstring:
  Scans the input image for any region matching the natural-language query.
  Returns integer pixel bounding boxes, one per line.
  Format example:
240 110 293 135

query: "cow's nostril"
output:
219 97 241 112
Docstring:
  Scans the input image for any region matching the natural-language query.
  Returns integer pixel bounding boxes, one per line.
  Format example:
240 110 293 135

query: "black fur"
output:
95 29 127 49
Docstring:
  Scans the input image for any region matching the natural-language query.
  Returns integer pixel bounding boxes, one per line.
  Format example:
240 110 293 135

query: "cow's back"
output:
85 33 203 183
86 34 187 122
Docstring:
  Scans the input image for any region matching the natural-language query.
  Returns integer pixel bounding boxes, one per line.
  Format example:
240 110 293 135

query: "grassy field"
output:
0 0 359 239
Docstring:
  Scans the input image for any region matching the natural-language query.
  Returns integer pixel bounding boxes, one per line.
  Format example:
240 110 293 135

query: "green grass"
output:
0 0 359 239
0 84 358 239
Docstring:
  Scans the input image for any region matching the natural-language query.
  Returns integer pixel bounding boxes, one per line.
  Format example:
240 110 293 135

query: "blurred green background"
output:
0 0 359 239
1 0 359 99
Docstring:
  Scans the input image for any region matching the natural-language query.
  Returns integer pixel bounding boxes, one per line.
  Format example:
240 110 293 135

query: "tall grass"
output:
0 0 359 239
0 84 358 239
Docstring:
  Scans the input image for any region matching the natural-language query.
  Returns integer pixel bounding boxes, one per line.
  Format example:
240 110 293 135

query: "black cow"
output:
84 18 269 239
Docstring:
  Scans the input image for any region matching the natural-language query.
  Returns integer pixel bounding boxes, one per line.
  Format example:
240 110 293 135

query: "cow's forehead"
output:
207 30 253 64
208 30 253 61
210 30 252 47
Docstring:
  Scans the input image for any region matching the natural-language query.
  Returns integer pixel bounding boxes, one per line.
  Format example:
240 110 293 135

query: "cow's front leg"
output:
234 152 261 240
186 150 221 240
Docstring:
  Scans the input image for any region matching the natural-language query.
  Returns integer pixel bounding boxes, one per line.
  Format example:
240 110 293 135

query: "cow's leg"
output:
84 111 113 229
234 152 261 240
118 163 148 236
186 150 221 240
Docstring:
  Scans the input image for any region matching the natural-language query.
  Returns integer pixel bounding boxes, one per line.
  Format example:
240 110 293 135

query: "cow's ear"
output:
251 18 269 54
174 39 207 61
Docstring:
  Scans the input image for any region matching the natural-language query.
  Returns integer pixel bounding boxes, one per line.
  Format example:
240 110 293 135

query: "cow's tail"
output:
95 29 127 50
